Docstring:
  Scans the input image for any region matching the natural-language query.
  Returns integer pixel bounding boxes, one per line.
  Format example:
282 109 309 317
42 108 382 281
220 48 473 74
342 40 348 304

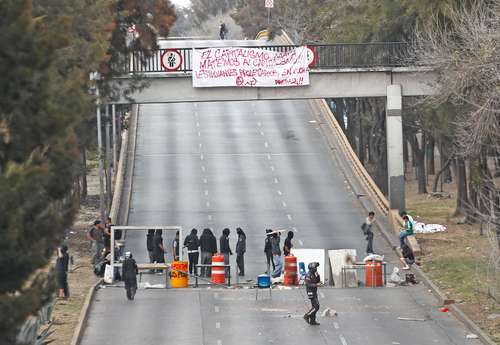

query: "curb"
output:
69 279 102 345
69 105 139 345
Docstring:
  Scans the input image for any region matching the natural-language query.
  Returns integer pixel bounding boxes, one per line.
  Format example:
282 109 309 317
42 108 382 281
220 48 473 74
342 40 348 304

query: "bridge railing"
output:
118 43 409 74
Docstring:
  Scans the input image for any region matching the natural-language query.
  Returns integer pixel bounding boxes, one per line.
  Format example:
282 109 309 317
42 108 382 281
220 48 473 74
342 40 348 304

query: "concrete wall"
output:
112 68 435 104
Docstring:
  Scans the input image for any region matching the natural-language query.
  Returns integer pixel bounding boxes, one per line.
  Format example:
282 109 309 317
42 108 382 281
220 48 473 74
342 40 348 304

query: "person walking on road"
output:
122 251 138 300
236 227 246 276
264 229 274 274
146 229 155 263
362 211 375 254
200 228 217 277
184 228 200 275
220 228 232 277
56 245 70 298
172 230 180 261
271 231 282 278
304 262 321 325
283 231 294 256
153 229 165 272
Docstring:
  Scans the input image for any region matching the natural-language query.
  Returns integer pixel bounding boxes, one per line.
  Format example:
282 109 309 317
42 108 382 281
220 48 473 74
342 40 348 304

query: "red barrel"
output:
283 255 298 286
211 254 225 284
365 260 383 287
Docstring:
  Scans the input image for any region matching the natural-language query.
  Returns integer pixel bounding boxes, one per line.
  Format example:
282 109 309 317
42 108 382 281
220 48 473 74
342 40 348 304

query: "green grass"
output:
423 256 489 301
407 198 456 223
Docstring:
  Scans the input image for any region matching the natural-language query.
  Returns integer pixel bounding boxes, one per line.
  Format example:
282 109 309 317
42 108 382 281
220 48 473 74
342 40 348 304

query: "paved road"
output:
81 100 481 345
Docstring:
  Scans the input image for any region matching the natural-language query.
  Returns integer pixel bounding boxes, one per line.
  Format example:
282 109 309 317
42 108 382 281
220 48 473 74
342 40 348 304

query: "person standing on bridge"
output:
219 22 228 40
172 230 180 261
236 227 246 276
146 229 155 264
200 228 217 277
283 231 294 256
304 262 321 325
184 228 200 275
122 251 138 300
220 228 232 277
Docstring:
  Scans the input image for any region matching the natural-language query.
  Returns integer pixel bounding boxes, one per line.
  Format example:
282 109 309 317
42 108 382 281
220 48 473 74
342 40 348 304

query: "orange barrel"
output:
211 254 225 284
365 260 383 287
284 255 298 286
170 261 188 288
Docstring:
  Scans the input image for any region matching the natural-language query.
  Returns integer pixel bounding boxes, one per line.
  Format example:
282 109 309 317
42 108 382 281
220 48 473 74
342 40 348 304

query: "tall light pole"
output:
90 71 106 221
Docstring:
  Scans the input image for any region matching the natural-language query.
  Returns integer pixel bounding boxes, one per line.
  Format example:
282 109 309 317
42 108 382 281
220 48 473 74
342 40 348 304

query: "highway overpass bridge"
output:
76 39 489 345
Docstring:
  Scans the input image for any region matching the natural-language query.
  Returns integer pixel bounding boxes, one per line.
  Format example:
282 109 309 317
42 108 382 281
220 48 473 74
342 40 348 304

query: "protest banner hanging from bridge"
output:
192 46 310 87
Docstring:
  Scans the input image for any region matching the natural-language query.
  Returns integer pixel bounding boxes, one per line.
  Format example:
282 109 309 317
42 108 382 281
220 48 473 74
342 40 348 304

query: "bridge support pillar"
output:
386 85 405 212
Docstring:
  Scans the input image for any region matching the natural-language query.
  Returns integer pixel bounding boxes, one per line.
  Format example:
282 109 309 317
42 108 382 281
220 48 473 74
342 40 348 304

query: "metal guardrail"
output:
120 43 409 74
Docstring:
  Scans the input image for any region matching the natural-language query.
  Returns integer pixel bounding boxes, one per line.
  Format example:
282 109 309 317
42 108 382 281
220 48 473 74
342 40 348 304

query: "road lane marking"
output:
292 227 297 232
298 239 304 246
203 178 208 184
208 215 212 221
287 214 293 221
264 142 269 148
257 122 262 127
267 153 272 160
217 340 222 345
201 165 206 172
199 143 202 149
270 166 275 172
277 190 282 195
339 334 348 345
215 306 220 313
274 178 279 184
260 131 265 136
196 122 200 127
197 131 201 137
206 201 210 207
333 322 339 329
216 322 221 329
282 201 287 208
204 190 209 196
200 153 204 160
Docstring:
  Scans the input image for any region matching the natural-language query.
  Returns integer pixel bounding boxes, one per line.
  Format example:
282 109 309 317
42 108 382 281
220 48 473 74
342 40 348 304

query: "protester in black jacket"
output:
264 229 274 274
236 227 246 276
200 228 217 277
184 228 200 275
220 228 232 277
146 229 155 263
122 252 138 300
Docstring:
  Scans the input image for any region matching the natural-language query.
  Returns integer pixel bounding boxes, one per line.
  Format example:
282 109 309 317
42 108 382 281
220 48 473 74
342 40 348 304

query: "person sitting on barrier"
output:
271 231 282 278
236 227 246 276
200 228 217 277
153 229 165 273
220 228 232 277
283 231 294 256
399 215 414 248
400 244 415 270
122 252 138 300
264 229 275 274
184 228 200 275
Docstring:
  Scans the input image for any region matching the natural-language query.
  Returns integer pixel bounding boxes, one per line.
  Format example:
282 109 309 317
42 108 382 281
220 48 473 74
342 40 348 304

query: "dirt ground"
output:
47 169 101 345
405 171 500 343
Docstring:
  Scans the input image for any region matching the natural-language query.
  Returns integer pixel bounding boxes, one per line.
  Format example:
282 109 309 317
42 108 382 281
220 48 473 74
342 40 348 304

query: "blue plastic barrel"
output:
257 274 271 288
298 262 306 278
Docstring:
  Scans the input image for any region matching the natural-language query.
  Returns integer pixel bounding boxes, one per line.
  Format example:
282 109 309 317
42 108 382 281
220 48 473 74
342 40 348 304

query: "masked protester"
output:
122 252 138 300
184 228 200 275
220 228 232 277
200 228 217 277
304 262 321 325
264 229 274 274
235 227 246 276
283 231 294 256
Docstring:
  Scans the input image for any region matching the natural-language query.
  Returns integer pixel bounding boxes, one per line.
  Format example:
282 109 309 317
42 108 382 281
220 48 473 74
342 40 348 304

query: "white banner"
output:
192 46 310 88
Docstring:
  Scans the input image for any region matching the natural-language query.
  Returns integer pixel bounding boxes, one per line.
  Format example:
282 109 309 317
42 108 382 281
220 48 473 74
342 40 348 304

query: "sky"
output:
171 0 191 8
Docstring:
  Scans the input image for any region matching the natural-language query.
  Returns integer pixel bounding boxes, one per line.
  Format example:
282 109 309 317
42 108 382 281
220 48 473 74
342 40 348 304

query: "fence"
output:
116 43 410 74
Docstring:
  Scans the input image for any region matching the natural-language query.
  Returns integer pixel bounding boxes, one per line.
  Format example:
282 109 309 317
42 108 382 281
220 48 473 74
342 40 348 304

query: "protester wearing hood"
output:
220 228 232 277
184 228 200 275
236 227 246 276
200 228 217 277
264 229 274 274
122 251 138 300
283 231 294 256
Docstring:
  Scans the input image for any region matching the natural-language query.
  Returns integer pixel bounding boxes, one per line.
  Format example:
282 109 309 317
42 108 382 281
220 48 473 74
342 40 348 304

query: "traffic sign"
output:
265 0 274 8
161 49 183 72
306 45 317 67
